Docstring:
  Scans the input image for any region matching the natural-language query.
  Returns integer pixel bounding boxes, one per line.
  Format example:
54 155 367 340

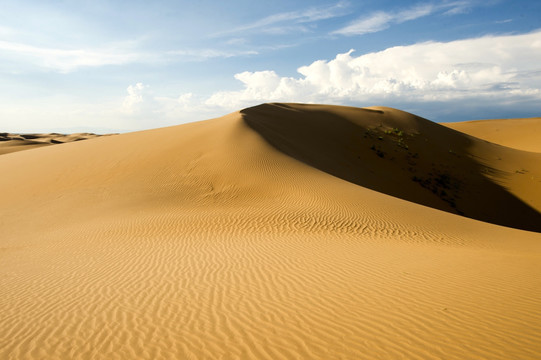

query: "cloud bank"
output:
202 31 541 117
6 30 538 132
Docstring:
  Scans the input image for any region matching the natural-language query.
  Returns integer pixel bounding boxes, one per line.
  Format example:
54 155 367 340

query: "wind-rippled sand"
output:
1 103 540 359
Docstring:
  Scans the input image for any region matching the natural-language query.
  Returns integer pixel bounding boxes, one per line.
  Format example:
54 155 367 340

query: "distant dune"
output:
0 132 110 155
444 117 541 152
1 103 540 360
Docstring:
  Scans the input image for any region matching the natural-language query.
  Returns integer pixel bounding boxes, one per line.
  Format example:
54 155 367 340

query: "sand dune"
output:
444 117 541 152
0 132 109 155
243 104 541 231
1 103 540 360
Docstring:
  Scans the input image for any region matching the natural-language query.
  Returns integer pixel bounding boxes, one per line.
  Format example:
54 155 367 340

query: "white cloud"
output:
205 70 308 109
0 40 258 73
167 48 258 60
203 31 541 112
177 93 193 105
225 38 248 46
215 1 349 36
62 30 540 131
333 2 469 36
443 0 473 15
335 12 394 36
122 83 148 114
0 40 145 73
400 3 435 21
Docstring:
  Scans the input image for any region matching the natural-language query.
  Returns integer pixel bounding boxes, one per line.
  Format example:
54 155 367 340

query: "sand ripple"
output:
1 104 540 359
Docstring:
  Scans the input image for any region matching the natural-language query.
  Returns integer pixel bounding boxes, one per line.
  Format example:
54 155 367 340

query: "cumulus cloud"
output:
117 31 541 126
122 83 147 114
119 85 216 129
204 31 541 114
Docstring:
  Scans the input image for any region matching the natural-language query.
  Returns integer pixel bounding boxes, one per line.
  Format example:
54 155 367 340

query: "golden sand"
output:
1 104 540 359
444 117 541 152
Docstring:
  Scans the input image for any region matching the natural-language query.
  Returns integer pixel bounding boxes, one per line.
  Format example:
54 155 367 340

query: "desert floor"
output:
1 103 540 359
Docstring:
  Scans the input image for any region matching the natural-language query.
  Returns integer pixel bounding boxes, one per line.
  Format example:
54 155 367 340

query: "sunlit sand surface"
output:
1 103 540 359
444 117 541 152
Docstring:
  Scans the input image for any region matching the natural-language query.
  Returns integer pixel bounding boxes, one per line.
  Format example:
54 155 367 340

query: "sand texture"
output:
0 132 110 155
1 103 540 359
444 117 541 152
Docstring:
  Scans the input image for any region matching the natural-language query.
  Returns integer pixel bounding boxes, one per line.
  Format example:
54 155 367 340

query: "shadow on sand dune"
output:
242 103 541 233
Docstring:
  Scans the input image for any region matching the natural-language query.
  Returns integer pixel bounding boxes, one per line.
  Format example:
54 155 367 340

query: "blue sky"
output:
0 0 540 132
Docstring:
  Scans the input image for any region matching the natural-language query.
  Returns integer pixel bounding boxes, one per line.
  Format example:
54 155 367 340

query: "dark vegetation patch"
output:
412 171 463 214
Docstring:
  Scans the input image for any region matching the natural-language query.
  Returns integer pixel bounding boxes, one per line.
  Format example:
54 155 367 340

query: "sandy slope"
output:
444 117 541 152
0 132 109 155
1 103 540 360
243 104 541 231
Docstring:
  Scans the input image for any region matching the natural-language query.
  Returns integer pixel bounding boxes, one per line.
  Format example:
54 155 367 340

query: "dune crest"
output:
1 104 540 360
